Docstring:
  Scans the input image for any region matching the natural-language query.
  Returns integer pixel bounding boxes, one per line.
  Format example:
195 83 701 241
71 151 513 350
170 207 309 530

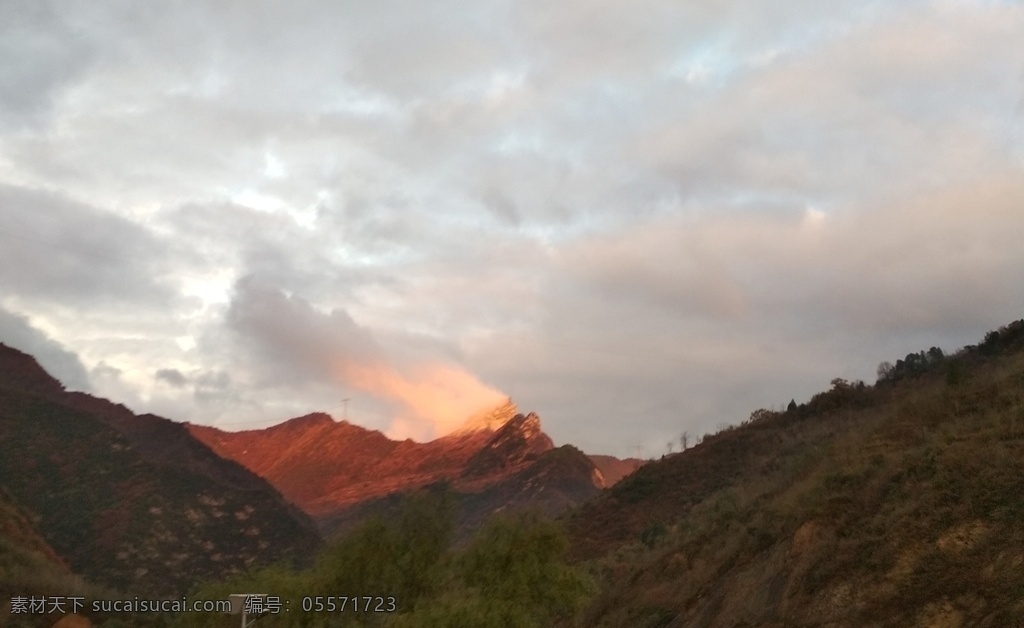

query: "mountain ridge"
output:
566 318 1024 627
187 400 641 536
0 343 322 596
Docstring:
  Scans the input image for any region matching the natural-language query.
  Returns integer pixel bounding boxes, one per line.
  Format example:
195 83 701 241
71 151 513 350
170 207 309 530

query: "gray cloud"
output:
223 275 505 439
225 275 382 388
0 306 91 391
193 369 238 405
0 184 175 308
470 171 1024 452
0 0 1021 455
0 2 97 130
155 368 188 388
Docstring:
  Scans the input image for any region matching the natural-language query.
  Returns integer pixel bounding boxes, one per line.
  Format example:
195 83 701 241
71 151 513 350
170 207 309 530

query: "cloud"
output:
466 169 1024 453
225 276 505 439
562 172 1024 332
0 0 1021 456
0 306 91 391
224 276 381 384
561 222 751 319
0 183 175 308
0 2 97 130
155 368 188 388
193 370 238 405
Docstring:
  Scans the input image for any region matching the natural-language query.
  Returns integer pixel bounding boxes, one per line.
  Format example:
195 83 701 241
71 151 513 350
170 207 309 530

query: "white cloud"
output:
0 0 1021 455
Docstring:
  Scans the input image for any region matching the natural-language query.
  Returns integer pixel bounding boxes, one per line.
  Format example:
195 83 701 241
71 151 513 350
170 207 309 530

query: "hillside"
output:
566 320 1024 627
0 343 321 597
320 443 605 540
187 400 524 517
0 488 121 626
188 402 636 536
0 488 83 597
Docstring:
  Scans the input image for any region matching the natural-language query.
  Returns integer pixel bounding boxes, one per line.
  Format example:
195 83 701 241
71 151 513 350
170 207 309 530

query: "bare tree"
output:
680 431 690 451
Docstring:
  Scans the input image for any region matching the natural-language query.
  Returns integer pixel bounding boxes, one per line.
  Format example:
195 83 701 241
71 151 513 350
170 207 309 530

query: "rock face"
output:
460 413 554 481
454 444 608 535
451 399 521 434
0 343 321 596
188 401 640 537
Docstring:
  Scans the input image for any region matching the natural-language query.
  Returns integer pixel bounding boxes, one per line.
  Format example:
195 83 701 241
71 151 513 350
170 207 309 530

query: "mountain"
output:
588 454 646 486
459 412 554 481
320 443 607 540
187 400 638 536
0 487 79 598
565 319 1024 627
0 343 321 596
187 406 503 518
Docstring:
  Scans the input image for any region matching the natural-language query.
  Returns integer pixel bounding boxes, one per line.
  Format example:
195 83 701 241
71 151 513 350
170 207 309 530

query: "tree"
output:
786 399 797 413
748 408 773 423
680 431 690 451
876 361 894 382
313 487 453 604
449 513 594 625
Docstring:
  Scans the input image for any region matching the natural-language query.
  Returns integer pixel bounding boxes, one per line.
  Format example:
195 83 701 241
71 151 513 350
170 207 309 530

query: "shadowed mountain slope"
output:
565 319 1024 627
320 443 605 541
0 343 321 596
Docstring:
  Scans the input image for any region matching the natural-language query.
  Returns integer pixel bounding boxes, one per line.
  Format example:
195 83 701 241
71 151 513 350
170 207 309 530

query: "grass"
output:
571 323 1024 627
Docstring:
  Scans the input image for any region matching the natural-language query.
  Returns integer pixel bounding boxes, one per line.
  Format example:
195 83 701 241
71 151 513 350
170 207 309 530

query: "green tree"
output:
313 488 453 606
393 513 593 627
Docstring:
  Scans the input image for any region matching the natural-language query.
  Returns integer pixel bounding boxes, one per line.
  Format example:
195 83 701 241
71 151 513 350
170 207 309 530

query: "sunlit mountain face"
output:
187 398 643 536
188 399 523 515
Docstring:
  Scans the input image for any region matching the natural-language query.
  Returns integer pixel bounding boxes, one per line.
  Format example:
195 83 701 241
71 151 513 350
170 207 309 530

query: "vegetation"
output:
172 490 593 627
571 318 1024 626
5 319 1024 626
0 382 319 598
165 319 1024 627
0 491 126 627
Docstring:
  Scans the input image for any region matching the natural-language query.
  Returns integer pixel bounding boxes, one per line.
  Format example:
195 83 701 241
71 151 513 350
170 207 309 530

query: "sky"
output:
1 0 1023 457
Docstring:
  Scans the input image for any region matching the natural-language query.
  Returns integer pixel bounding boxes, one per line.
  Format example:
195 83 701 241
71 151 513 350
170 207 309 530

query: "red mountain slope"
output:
187 401 642 531
188 401 543 516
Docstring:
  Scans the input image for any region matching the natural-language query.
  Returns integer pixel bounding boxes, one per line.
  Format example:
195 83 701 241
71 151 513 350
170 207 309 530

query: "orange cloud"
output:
332 358 506 441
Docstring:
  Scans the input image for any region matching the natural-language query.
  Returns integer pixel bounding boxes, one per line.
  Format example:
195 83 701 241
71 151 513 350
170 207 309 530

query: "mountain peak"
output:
453 398 519 435
460 411 555 480
276 412 336 431
509 412 543 438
